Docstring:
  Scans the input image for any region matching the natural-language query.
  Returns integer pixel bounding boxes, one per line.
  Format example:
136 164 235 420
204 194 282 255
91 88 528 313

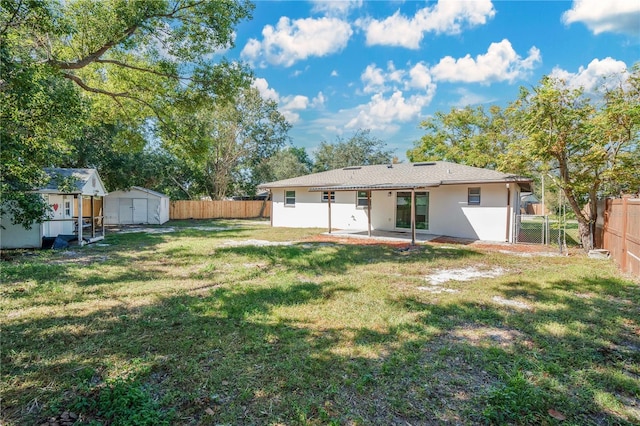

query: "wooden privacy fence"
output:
170 200 270 220
598 197 640 276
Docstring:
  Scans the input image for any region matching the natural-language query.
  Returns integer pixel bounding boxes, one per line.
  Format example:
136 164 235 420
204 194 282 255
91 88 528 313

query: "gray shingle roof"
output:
258 161 531 191
42 168 95 192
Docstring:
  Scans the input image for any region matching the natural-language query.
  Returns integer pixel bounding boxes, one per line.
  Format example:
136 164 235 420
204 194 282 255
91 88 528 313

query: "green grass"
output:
2 220 639 425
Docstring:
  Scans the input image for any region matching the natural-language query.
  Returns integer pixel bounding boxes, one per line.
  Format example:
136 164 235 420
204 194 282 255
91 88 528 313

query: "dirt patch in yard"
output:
301 234 410 248
302 233 569 256
431 236 564 255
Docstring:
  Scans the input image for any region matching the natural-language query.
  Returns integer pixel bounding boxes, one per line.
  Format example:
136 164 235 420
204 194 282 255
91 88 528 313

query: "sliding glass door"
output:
396 192 429 230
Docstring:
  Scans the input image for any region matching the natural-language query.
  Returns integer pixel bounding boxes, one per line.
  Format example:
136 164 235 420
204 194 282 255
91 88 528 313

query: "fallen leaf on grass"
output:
548 409 566 420
205 407 215 416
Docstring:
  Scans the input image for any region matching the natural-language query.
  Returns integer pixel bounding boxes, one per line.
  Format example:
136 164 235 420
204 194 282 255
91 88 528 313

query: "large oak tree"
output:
1 0 253 226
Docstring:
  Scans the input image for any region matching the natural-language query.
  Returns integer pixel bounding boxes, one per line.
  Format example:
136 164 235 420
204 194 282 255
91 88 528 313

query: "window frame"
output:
468 187 481 205
284 190 296 207
356 191 370 208
321 191 335 203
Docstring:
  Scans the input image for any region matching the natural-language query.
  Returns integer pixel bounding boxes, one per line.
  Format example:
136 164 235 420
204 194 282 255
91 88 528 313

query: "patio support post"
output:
77 194 83 245
410 189 416 245
327 191 332 234
505 185 511 242
367 191 371 237
91 196 96 238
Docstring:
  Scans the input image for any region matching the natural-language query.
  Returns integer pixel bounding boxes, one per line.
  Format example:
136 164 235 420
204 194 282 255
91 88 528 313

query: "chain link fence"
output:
514 214 580 247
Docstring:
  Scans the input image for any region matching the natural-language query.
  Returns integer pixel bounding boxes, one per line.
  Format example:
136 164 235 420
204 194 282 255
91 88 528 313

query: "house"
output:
1 168 108 249
258 161 532 243
104 187 170 225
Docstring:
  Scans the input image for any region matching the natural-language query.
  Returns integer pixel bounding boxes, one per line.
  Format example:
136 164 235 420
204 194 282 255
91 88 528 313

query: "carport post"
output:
410 189 416 245
327 191 332 234
367 190 371 237
91 196 96 238
77 194 83 245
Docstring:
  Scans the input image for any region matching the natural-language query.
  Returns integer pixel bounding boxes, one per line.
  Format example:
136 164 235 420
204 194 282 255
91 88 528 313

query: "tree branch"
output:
95 59 185 81
48 25 138 70
61 72 169 126
0 0 23 37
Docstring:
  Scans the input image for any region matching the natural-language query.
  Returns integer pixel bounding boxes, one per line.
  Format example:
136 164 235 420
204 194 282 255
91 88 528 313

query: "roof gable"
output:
41 168 108 196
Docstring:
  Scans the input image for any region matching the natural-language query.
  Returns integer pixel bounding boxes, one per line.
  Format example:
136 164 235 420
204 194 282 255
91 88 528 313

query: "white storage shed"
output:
104 187 170 225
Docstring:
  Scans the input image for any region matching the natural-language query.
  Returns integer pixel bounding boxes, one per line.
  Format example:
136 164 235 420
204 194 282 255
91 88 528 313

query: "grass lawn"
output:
2 220 639 425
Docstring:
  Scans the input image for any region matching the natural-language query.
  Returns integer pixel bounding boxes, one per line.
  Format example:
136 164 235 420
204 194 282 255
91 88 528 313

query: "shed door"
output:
133 199 147 223
119 199 133 224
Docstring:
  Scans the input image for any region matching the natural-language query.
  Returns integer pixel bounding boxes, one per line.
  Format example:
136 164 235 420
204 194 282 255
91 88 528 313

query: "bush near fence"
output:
170 200 270 220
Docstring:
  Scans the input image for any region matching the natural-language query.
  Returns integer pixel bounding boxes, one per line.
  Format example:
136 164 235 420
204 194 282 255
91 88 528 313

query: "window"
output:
356 191 370 208
468 187 481 205
285 190 296 206
321 191 335 203
64 200 71 217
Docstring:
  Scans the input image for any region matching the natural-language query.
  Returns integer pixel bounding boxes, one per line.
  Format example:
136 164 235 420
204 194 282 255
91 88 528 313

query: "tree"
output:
254 146 313 184
407 105 511 169
162 86 291 199
313 129 393 172
507 67 640 250
0 36 87 227
1 0 253 225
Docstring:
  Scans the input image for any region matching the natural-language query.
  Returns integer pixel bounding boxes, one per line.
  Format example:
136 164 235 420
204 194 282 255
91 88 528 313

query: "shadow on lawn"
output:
3 272 638 425
2 229 637 425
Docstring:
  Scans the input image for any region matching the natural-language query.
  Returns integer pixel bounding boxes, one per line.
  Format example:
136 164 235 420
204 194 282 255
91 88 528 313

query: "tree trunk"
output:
577 219 593 251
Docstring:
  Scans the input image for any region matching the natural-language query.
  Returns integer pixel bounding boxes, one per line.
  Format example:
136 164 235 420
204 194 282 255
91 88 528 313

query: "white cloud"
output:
331 70 339 77
361 61 438 95
253 78 279 102
311 0 363 17
358 0 495 49
282 95 309 111
361 64 389 93
346 90 434 131
311 92 326 108
240 16 353 67
451 88 492 107
406 62 436 93
550 58 629 92
430 39 541 84
562 0 640 35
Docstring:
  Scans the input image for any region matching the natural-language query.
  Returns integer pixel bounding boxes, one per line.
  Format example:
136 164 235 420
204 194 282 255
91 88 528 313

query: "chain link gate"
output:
514 214 570 249
514 214 549 244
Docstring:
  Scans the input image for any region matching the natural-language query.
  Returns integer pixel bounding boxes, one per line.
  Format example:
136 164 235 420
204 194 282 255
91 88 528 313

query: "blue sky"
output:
224 0 640 159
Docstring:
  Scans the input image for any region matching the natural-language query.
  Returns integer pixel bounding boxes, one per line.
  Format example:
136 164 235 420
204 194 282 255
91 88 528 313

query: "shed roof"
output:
258 161 531 192
41 168 107 196
129 186 169 198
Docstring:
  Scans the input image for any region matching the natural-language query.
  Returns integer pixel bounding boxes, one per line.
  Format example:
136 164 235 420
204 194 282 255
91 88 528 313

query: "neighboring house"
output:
258 161 532 243
104 187 170 225
1 168 108 249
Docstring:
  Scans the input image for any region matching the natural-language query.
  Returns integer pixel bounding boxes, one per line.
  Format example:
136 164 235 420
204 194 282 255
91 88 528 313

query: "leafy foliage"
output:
506 66 640 249
1 0 254 224
161 86 291 199
407 105 511 169
313 129 393 172
254 146 313 184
